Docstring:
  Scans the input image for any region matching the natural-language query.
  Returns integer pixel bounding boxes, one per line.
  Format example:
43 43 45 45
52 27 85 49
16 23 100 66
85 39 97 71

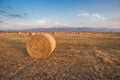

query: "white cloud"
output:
109 17 120 23
61 23 72 27
0 21 37 30
37 20 46 24
36 20 72 28
75 13 90 17
0 20 72 30
92 13 106 20
0 20 119 30
75 13 106 20
44 23 72 28
55 22 59 25
53 22 72 27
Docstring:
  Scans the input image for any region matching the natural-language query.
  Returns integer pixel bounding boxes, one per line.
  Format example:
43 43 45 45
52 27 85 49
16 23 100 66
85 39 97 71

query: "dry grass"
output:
0 32 120 80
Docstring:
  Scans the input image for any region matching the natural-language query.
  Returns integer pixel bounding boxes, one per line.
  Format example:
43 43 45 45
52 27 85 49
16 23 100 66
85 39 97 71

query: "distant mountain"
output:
0 27 120 32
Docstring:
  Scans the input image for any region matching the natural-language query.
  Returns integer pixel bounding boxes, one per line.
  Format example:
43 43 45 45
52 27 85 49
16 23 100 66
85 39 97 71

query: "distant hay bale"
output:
52 32 55 35
29 32 36 36
26 33 56 59
77 32 80 34
17 32 22 35
31 32 36 35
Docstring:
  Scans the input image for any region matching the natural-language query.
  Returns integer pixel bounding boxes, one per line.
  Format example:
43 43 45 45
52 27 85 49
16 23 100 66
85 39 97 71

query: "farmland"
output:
0 32 120 80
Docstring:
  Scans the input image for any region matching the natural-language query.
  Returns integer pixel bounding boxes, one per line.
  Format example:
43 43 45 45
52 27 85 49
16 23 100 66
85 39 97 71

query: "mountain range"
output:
0 27 120 32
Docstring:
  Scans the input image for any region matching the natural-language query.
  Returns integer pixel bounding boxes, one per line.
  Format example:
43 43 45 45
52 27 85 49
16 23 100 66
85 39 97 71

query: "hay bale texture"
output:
26 33 56 59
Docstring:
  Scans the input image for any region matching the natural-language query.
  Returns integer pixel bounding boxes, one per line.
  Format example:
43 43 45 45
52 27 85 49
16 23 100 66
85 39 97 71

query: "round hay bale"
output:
26 33 56 59
29 32 36 36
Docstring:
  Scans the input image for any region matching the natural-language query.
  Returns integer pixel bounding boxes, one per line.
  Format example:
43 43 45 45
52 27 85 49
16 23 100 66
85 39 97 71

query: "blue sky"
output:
0 0 120 30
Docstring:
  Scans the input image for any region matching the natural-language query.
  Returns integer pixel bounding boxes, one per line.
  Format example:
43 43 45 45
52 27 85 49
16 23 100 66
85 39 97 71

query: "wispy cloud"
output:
109 17 120 23
107 17 120 28
54 22 72 27
0 21 36 30
37 20 46 24
0 20 72 30
8 13 27 18
36 20 72 28
0 10 27 18
74 13 106 20
92 13 106 20
75 13 90 17
0 20 2 23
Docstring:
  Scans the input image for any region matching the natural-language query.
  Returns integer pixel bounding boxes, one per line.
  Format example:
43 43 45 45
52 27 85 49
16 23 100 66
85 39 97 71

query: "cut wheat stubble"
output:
26 33 56 59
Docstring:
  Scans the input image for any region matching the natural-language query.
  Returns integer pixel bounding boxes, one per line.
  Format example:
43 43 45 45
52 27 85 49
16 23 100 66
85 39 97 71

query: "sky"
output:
0 0 120 30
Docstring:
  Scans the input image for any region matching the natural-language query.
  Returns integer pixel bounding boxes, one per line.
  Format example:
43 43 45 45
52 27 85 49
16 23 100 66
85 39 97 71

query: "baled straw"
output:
26 33 56 59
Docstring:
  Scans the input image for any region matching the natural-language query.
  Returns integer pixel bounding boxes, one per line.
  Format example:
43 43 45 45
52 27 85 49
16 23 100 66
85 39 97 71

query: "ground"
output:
0 32 120 80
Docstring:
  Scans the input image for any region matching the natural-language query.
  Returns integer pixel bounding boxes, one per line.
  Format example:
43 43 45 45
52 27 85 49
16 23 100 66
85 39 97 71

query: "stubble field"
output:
0 32 120 80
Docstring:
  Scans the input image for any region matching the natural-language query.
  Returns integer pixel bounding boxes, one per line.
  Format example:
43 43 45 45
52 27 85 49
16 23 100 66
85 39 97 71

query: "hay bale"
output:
52 32 55 35
31 32 36 35
26 33 56 59
17 32 22 35
29 32 36 36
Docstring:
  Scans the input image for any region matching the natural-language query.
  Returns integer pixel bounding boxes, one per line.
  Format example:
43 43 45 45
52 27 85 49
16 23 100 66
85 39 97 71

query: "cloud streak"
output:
0 20 72 30
75 13 106 20
0 20 2 23
37 20 46 24
36 20 72 28
0 10 27 18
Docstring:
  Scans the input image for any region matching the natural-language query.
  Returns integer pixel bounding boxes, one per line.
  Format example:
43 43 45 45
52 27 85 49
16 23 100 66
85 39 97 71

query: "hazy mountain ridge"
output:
0 27 120 32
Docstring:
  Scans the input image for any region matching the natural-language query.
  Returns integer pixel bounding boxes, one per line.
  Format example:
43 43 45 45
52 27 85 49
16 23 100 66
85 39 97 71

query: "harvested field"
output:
0 32 120 80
